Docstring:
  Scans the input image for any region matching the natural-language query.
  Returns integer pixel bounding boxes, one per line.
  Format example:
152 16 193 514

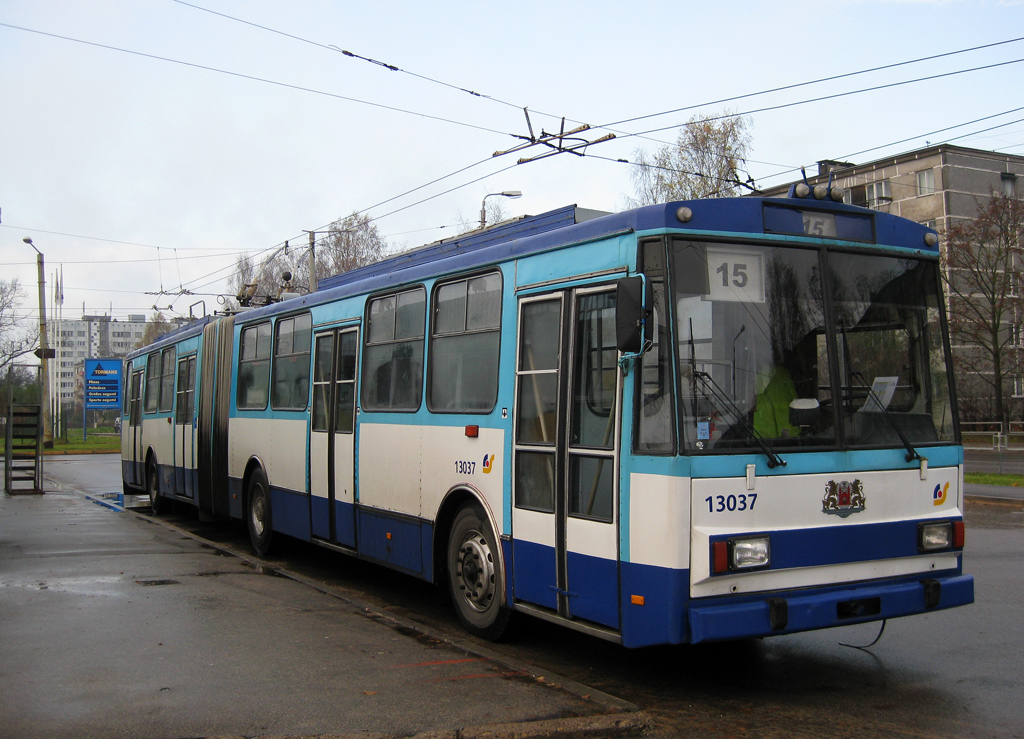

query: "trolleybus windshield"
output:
670 239 955 453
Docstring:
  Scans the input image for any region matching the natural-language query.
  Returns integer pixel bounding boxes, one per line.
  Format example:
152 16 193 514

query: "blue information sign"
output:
84 358 123 410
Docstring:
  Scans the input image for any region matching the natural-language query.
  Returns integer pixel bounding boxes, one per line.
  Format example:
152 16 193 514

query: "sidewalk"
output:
0 482 643 739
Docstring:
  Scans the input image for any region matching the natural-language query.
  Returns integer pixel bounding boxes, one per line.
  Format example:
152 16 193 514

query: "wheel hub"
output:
456 532 495 612
251 490 266 536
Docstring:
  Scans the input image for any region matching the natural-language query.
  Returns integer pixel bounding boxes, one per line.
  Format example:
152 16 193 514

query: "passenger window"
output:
237 322 272 410
175 356 196 424
429 272 501 413
362 288 425 411
144 352 160 413
272 313 312 411
159 348 176 413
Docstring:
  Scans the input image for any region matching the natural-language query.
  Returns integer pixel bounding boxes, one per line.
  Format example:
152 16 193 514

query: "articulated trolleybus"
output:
122 188 973 647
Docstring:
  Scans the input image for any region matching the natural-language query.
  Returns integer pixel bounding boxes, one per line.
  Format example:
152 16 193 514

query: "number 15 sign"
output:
706 247 765 304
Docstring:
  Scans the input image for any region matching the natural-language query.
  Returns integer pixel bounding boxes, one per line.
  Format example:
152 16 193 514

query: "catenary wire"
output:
601 36 1024 130
162 5 1024 154
0 22 517 138
623 57 1024 139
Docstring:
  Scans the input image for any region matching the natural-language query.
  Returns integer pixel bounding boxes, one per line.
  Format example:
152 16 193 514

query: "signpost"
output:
83 358 122 440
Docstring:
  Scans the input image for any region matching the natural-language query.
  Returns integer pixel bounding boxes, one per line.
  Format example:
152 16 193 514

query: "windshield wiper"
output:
850 371 922 463
686 317 785 468
693 369 787 469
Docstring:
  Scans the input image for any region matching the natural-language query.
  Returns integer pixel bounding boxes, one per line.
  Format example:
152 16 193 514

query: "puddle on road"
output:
1 574 127 597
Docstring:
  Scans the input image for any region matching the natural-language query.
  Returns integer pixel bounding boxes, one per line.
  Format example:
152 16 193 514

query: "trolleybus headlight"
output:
918 521 953 551
730 536 771 571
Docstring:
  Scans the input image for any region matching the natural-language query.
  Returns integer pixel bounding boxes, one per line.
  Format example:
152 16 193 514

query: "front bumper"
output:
688 572 974 643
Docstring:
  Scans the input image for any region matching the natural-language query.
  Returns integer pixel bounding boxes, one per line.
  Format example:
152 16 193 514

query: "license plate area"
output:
836 597 881 620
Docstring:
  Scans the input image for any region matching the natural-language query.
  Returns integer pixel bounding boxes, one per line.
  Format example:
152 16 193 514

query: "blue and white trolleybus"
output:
121 188 973 647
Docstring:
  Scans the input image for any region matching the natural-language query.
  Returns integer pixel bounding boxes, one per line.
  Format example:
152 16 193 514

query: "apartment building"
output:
51 314 148 406
759 144 1022 229
759 144 1024 421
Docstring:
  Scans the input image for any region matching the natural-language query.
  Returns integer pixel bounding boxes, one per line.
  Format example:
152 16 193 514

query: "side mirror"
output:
616 276 652 353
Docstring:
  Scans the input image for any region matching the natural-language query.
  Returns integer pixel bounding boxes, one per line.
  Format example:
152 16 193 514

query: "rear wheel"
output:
447 503 512 640
146 462 162 515
247 468 273 555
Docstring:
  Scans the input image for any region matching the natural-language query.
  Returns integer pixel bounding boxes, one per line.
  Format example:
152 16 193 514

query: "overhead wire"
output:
623 57 1024 140
9 13 1024 304
0 224 232 251
0 22 516 138
601 36 1024 130
165 3 1024 155
170 0 577 123
752 106 1024 189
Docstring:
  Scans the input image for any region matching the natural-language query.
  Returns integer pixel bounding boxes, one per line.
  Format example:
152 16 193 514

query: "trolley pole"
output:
23 238 53 449
307 229 317 294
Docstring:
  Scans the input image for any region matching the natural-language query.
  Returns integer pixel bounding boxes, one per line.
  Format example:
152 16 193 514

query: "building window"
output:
362 287 426 411
237 322 272 410
917 169 936 196
428 272 502 413
1003 173 1017 198
866 180 891 208
271 313 312 411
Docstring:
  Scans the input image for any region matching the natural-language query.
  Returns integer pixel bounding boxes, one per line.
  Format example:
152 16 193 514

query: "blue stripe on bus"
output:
269 486 311 541
620 561 690 647
625 445 962 478
566 550 619 629
310 495 357 549
357 508 428 577
511 539 557 610
708 518 963 573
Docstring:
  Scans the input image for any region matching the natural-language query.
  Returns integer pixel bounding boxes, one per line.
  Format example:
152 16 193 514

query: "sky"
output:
2 0 1024 334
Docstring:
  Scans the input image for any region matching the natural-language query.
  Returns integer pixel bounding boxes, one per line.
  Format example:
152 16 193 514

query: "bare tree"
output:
942 193 1024 424
314 212 387 278
227 213 388 308
137 312 174 348
0 278 32 371
630 111 752 205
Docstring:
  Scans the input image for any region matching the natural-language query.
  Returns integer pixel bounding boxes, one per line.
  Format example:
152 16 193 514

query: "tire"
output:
246 468 273 556
147 461 162 515
447 503 512 640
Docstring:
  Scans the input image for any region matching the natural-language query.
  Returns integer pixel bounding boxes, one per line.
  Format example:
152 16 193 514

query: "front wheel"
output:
247 468 273 556
447 503 512 640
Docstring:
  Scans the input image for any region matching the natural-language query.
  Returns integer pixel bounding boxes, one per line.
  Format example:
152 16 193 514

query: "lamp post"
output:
23 237 53 448
480 191 522 229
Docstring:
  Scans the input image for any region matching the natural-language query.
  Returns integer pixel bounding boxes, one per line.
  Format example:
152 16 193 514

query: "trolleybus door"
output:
173 355 197 499
309 327 358 548
512 287 621 630
126 369 144 487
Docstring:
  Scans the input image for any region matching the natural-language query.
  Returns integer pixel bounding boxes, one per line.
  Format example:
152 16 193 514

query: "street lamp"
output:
480 191 522 229
23 237 53 449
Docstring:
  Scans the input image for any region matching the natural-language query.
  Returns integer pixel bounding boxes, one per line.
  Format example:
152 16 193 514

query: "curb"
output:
207 712 651 739
964 495 1024 510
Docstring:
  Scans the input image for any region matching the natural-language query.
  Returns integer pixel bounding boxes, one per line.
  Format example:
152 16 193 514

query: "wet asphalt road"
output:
14 454 1024 738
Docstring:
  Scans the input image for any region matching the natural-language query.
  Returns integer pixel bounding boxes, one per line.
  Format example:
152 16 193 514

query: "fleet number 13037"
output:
705 493 757 513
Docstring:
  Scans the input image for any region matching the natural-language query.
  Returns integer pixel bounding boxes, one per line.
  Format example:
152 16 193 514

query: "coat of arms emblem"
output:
822 479 865 518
